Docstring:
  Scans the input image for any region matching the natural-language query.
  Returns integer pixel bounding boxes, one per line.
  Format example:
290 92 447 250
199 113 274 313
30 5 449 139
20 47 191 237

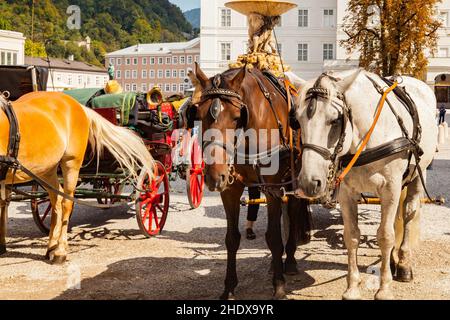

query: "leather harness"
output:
301 73 432 205
0 92 20 183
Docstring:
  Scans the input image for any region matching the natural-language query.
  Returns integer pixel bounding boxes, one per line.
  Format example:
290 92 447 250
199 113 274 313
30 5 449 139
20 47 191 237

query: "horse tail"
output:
83 106 154 179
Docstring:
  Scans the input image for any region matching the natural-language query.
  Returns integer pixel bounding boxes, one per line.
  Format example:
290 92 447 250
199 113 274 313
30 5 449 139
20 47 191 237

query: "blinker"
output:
210 98 222 120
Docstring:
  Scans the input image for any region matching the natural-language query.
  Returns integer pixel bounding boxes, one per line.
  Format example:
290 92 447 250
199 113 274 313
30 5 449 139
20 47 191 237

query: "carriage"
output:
0 65 205 238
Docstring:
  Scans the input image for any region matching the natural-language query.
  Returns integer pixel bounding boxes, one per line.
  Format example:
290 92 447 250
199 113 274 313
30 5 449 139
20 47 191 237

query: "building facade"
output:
106 38 200 95
200 0 450 92
0 29 25 66
25 56 109 91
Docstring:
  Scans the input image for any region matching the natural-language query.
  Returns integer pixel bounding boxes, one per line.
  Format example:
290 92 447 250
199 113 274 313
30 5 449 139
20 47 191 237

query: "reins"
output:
336 81 398 185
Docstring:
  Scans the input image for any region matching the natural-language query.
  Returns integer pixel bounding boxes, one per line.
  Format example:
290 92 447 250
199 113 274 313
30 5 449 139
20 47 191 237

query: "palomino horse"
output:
0 91 154 264
294 69 437 299
188 63 311 299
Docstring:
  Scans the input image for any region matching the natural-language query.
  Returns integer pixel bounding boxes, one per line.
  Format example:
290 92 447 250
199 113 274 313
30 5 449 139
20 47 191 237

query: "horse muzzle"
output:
204 165 229 192
297 175 326 199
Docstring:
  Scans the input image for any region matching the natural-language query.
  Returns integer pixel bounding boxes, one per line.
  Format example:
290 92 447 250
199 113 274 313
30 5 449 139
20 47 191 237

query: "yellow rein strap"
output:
336 81 398 186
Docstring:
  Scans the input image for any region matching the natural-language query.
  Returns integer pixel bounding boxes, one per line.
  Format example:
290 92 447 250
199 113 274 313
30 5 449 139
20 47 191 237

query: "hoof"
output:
395 266 413 283
342 288 362 300
273 281 287 300
375 289 395 300
284 262 299 276
51 255 67 265
0 244 6 255
219 292 236 300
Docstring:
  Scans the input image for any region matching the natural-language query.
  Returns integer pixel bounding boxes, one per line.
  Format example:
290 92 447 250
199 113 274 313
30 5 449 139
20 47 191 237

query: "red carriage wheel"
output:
186 136 205 209
136 161 169 237
30 184 52 235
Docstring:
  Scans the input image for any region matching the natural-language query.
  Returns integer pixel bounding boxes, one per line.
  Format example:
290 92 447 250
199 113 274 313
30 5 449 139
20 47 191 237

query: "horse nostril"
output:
220 175 226 183
312 179 322 193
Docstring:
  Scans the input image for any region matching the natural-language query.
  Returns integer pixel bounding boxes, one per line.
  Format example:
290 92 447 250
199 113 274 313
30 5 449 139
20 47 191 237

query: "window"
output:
142 70 148 79
298 9 309 27
323 9 335 27
109 58 115 65
323 43 334 60
142 84 148 92
158 57 164 64
150 70 155 78
132 70 138 79
157 83 163 89
173 56 178 64
125 70 131 79
187 56 193 64
150 57 155 65
439 11 449 27
438 47 449 58
78 75 83 85
132 84 137 91
195 55 199 63
180 69 186 78
180 56 186 64
277 43 282 56
133 58 138 65
179 83 184 92
173 69 178 78
142 57 147 65
95 76 100 86
117 58 122 65
0 50 18 65
126 58 131 65
116 70 121 79
172 84 178 92
298 43 308 61
165 84 171 92
158 70 163 78
221 42 231 61
67 75 72 85
125 84 131 91
166 70 171 78
220 8 231 27
166 57 172 64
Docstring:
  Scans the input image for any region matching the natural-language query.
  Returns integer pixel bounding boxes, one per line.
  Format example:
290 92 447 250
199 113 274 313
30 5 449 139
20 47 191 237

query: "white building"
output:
25 56 109 91
0 29 25 65
200 0 450 88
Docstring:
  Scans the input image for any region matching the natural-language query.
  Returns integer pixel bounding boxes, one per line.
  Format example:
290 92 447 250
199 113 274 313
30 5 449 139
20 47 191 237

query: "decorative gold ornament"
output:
225 0 297 76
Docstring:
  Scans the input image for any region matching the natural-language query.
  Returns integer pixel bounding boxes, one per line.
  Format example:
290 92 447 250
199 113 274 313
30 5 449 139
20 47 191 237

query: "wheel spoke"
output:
42 205 51 221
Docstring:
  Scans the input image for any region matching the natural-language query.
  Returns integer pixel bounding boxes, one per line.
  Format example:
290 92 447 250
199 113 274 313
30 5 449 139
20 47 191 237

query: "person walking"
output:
246 187 261 240
439 105 447 125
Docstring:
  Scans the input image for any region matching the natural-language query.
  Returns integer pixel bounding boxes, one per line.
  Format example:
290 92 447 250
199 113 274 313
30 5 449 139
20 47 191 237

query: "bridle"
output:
189 74 249 185
300 73 352 204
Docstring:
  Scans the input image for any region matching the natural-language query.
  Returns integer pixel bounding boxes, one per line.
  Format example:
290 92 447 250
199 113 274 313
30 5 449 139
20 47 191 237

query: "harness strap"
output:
248 69 288 146
0 95 21 182
336 80 398 185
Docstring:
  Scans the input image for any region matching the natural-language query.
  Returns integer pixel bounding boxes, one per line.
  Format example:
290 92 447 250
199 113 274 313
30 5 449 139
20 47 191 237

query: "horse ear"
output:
230 67 246 91
336 69 363 93
194 62 209 88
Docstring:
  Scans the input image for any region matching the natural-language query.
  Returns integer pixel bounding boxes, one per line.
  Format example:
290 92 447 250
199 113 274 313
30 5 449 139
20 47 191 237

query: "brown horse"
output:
188 63 311 299
0 91 154 264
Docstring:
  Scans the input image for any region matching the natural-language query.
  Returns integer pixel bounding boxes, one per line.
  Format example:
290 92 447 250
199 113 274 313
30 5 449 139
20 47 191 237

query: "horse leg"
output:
0 196 10 255
220 185 244 300
56 159 83 263
375 181 402 300
283 197 307 275
266 195 286 300
339 186 362 300
396 177 422 282
44 171 66 264
391 187 408 277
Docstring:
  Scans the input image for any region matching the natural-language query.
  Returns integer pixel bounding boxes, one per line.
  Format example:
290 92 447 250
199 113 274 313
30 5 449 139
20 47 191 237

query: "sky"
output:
169 0 200 12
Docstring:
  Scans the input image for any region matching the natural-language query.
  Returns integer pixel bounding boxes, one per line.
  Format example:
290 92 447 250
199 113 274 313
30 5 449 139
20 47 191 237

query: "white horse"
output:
294 69 438 300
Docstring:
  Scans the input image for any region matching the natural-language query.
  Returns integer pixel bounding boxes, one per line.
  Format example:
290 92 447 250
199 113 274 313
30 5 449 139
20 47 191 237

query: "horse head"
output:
294 69 361 199
187 63 248 192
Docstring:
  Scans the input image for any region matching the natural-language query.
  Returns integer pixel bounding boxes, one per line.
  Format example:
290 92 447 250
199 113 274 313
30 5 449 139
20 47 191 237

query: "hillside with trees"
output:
0 0 194 67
